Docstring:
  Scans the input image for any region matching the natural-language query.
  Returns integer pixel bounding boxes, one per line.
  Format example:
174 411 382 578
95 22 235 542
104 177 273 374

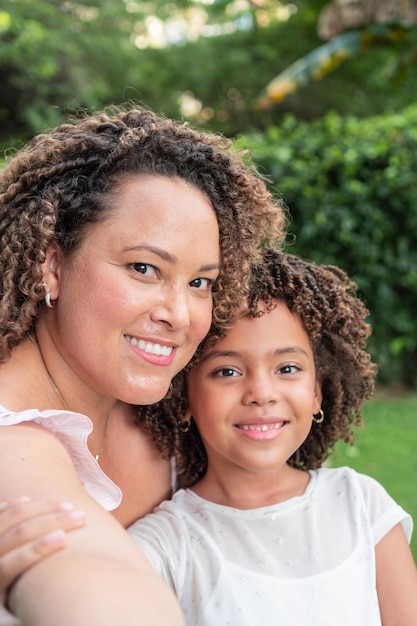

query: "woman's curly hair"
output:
137 249 377 488
0 105 285 361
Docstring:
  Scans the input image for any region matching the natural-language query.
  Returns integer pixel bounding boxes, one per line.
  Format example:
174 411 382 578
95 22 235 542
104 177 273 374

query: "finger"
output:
0 529 67 591
0 499 78 537
0 509 85 558
0 498 30 515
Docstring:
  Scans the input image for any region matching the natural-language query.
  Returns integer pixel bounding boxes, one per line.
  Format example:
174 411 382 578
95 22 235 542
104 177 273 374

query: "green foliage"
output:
1 0 323 141
0 0 138 141
242 105 417 386
131 8 417 137
256 23 417 110
329 390 417 560
2 0 417 144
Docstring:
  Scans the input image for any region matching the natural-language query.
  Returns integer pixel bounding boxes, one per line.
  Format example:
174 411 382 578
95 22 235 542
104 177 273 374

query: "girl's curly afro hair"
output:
137 249 377 488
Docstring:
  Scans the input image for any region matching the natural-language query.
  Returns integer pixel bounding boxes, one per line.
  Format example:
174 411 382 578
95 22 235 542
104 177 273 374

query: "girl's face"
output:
187 300 322 478
44 175 220 406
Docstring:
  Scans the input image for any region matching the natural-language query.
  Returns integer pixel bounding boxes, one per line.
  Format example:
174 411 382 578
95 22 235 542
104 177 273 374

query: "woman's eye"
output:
131 263 157 277
189 277 214 290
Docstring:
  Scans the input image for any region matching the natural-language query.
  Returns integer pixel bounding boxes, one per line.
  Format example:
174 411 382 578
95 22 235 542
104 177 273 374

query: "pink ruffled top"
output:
0 405 122 511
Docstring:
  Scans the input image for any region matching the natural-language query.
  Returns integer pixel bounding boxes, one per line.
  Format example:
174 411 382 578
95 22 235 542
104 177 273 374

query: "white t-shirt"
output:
128 466 412 626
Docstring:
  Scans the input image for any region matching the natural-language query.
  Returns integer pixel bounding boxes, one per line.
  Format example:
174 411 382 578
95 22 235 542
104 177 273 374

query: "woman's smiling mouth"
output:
125 335 174 357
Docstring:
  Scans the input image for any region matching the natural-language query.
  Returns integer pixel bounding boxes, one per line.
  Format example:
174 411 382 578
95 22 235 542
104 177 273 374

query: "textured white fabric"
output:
0 405 122 511
128 466 412 626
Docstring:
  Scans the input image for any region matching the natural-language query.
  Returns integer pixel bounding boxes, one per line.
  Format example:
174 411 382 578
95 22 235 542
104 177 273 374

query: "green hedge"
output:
242 106 417 386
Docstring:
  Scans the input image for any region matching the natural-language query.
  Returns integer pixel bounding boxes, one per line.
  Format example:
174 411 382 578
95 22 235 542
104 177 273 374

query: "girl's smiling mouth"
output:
234 420 289 440
237 421 287 432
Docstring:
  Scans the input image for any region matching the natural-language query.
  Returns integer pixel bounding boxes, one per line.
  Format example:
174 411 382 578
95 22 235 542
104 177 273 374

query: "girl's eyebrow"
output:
199 350 241 364
275 346 309 357
200 346 309 364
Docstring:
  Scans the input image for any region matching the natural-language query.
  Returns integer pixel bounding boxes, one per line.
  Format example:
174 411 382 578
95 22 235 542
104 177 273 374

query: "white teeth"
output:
125 335 173 356
240 423 283 432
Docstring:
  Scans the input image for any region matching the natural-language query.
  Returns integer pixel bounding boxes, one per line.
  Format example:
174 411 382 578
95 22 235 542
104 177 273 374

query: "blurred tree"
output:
0 0 140 141
318 0 417 38
1 0 416 143
256 0 417 110
1 0 310 140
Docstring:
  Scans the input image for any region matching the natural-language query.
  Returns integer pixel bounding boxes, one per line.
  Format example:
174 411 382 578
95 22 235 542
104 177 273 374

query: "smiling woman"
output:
0 105 285 626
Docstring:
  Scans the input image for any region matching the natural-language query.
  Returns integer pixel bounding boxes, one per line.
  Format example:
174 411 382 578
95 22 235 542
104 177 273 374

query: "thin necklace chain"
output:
94 412 110 462
27 333 110 463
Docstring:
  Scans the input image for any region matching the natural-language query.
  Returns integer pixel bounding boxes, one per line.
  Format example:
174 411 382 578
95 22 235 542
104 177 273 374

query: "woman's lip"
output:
125 334 175 355
124 334 176 365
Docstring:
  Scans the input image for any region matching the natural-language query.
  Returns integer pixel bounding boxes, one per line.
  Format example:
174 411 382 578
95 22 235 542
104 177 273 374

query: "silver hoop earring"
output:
42 282 54 308
45 292 53 308
312 409 324 424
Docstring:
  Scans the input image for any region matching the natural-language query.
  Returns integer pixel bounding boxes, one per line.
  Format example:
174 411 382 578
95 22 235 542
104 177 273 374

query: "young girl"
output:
131 249 417 625
1 250 416 625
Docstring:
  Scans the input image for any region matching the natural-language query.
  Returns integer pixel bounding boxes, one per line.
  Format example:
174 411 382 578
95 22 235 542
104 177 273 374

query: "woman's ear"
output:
41 241 64 300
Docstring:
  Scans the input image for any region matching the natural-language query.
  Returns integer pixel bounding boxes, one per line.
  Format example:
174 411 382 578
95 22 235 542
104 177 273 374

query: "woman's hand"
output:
0 497 85 588
0 498 85 625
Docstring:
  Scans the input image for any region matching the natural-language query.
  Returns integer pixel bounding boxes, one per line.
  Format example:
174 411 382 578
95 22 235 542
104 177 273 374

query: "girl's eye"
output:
213 367 239 378
131 263 157 277
189 277 214 291
278 364 300 375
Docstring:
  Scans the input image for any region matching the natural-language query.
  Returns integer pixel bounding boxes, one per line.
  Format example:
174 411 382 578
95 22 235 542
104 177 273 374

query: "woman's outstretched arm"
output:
0 424 184 626
0 497 85 601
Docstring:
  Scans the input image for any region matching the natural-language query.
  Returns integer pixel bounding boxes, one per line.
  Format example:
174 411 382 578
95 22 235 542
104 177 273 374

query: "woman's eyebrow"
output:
123 244 219 271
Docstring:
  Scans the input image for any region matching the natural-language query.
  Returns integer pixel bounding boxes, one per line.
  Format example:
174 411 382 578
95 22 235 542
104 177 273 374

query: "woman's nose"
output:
150 286 191 330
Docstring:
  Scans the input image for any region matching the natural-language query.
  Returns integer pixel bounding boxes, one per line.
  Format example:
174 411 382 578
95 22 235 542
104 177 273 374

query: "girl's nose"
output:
242 374 279 406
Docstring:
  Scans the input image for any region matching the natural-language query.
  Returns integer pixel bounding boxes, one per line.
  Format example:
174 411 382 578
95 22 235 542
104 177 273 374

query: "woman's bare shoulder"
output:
0 420 89 499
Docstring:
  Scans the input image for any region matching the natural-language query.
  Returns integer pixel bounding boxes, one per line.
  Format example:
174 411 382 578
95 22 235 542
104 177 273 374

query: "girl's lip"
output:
234 417 288 426
234 420 289 441
235 420 288 432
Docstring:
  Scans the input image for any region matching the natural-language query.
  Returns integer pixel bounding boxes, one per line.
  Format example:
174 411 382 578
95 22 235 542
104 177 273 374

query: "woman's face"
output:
46 175 220 406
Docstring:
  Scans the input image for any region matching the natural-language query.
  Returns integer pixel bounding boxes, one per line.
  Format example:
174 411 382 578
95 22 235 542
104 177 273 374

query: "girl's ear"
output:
41 241 64 300
179 409 192 433
182 408 192 425
313 379 323 415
